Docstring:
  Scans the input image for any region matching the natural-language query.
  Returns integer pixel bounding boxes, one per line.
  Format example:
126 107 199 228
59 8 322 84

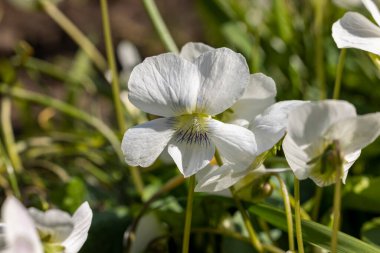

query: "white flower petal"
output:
195 163 249 192
287 100 356 146
228 73 276 124
28 208 73 242
325 112 380 154
332 12 380 55
122 118 175 167
251 100 307 154
2 197 43 253
342 150 361 183
180 42 214 61
362 0 380 26
282 135 313 180
208 119 257 166
62 202 93 253
167 139 215 177
128 53 200 116
194 48 250 115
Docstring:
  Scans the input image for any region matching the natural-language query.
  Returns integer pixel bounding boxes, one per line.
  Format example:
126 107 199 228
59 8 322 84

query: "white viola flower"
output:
196 100 307 192
332 0 380 55
1 196 43 253
283 100 380 187
122 45 257 177
28 202 93 253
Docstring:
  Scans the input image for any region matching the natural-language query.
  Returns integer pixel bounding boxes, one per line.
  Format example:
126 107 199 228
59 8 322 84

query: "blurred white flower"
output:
122 45 257 177
195 100 306 192
332 0 380 55
29 202 93 253
283 100 380 187
0 196 92 253
1 196 43 253
333 0 362 9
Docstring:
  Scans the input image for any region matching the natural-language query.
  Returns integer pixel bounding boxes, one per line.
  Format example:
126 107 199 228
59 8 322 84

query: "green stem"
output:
0 140 21 199
39 0 107 71
1 96 23 172
214 151 263 252
314 0 327 99
231 189 264 252
333 49 347 100
100 0 126 133
142 0 179 53
0 84 123 161
331 164 342 253
99 0 144 197
311 187 323 221
275 174 295 252
294 177 305 253
182 175 195 253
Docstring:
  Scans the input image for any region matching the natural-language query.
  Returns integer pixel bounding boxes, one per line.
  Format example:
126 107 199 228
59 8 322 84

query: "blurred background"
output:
1 0 380 252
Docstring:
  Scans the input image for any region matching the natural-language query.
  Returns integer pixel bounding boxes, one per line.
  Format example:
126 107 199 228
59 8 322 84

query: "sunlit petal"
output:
195 48 250 115
128 53 200 116
208 119 257 166
180 42 214 61
62 202 93 253
122 118 175 167
168 139 215 177
332 12 380 55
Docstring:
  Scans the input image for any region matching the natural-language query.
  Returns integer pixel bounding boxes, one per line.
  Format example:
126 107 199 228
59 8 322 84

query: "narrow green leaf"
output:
249 203 380 253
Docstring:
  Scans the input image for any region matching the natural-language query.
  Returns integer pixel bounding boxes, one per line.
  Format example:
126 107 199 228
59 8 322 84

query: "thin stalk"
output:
0 84 123 161
214 151 263 252
231 189 264 252
274 174 295 252
1 96 23 172
0 140 21 199
182 175 195 253
100 0 144 196
314 0 327 99
331 165 342 253
142 0 179 53
39 0 107 71
333 49 347 100
294 177 305 253
100 0 126 133
311 187 323 221
125 175 185 251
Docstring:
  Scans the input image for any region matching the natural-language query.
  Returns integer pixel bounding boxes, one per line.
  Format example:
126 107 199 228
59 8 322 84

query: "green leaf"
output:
362 217 380 248
343 176 380 213
249 203 380 253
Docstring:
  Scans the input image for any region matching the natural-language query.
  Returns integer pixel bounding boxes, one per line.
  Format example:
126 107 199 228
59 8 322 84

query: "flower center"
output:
173 114 211 146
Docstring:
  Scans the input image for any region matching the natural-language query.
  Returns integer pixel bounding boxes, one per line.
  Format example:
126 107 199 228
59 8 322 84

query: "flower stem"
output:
1 96 23 172
0 140 21 199
99 0 144 196
182 175 195 253
311 186 323 221
142 0 179 53
331 164 342 253
39 0 107 71
294 177 305 253
100 0 126 133
274 174 295 252
333 49 347 100
230 188 264 253
314 0 327 99
214 151 263 252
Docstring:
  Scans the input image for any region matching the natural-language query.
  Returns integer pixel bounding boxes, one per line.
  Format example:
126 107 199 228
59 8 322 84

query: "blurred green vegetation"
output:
1 0 380 252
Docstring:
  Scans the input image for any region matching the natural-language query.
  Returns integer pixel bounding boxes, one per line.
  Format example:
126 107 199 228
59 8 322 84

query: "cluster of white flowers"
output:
121 0 380 193
0 196 92 253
